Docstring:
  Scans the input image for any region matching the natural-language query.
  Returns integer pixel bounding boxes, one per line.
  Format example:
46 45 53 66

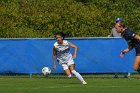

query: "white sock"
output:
68 74 72 78
71 70 86 83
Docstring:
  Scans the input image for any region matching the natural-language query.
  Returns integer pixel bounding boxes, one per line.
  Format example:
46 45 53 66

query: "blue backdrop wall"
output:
0 38 136 74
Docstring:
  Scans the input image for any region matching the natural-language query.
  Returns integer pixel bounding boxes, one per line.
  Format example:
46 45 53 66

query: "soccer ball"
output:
42 67 51 76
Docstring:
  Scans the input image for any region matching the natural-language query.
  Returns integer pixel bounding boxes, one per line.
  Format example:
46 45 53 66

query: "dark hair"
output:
55 32 65 39
116 21 121 23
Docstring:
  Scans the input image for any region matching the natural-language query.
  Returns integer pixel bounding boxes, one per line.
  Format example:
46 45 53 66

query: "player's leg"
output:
133 56 140 73
62 64 72 78
69 64 87 84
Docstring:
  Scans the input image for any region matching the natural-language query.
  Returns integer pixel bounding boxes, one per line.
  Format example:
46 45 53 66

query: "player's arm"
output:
122 45 133 54
68 42 78 59
52 46 57 71
120 45 133 58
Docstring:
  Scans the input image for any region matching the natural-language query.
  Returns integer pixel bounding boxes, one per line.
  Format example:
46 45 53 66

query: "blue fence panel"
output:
69 38 135 73
0 38 136 74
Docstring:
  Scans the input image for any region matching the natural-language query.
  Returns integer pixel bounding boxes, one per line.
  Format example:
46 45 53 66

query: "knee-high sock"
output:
71 70 85 83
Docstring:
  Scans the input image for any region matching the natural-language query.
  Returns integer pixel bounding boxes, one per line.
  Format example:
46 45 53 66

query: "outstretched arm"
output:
120 32 139 58
120 45 133 58
68 42 78 59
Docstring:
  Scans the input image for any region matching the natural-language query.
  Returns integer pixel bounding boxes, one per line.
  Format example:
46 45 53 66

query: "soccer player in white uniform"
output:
52 32 87 84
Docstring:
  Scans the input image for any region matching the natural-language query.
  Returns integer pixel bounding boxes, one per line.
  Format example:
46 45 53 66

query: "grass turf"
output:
0 77 140 93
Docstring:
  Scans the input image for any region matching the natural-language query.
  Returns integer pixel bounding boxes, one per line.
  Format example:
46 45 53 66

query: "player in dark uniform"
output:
115 23 140 73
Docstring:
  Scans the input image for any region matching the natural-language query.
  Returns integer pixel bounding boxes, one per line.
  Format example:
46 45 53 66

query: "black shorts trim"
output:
136 53 140 56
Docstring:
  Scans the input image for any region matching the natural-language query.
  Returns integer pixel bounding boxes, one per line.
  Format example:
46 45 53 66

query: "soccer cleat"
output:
82 81 87 85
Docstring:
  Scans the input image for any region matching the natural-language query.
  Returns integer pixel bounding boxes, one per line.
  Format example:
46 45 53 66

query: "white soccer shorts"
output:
61 61 74 70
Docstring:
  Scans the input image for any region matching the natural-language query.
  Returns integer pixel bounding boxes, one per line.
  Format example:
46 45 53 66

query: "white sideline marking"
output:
63 86 71 88
46 85 132 89
11 85 132 90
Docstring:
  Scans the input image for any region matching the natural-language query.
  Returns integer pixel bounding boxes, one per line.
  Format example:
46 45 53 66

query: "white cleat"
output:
82 81 87 85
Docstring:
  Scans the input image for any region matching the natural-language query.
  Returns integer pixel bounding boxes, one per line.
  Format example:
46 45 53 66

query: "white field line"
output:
17 85 133 90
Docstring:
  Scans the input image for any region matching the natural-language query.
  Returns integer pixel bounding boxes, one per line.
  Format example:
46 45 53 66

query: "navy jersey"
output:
122 29 140 55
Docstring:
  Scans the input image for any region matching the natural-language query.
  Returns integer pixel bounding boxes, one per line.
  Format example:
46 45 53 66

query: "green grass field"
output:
0 77 140 93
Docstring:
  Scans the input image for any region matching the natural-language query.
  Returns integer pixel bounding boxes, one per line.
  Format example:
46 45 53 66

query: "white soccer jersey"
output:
54 40 73 64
